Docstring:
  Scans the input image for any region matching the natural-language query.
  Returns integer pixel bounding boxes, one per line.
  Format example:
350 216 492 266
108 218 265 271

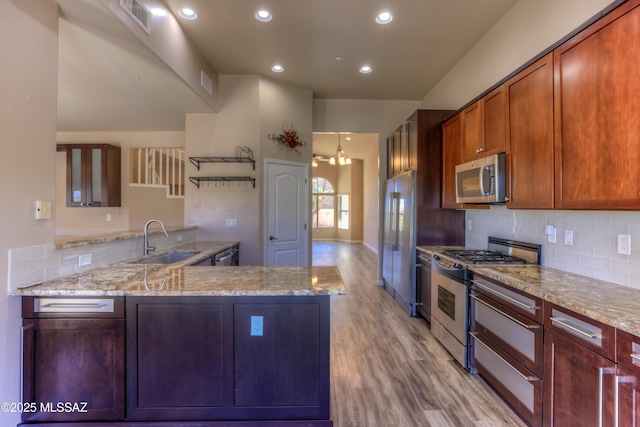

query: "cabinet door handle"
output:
599 367 616 427
471 332 540 382
470 294 538 329
550 317 600 339
472 281 536 310
41 302 106 308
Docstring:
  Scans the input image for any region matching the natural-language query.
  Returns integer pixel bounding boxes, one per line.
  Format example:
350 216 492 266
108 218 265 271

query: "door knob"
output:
269 235 278 241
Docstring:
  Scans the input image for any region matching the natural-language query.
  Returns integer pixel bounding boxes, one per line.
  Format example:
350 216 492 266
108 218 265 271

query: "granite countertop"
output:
470 264 640 337
12 241 346 297
54 226 197 249
417 245 640 337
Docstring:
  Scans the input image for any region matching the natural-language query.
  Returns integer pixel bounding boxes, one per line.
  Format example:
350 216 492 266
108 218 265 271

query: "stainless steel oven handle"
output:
550 317 600 339
470 294 537 329
471 281 535 310
471 332 539 382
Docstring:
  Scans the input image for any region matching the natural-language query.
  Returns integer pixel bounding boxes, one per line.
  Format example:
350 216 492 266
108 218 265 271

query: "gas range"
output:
441 237 541 267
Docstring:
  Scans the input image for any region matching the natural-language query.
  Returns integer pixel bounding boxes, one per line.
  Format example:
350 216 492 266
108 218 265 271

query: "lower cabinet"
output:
21 297 125 423
21 295 331 426
126 296 330 422
543 303 617 427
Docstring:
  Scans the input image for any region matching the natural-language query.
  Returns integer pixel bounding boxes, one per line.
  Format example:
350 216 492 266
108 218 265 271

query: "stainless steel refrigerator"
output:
382 170 416 315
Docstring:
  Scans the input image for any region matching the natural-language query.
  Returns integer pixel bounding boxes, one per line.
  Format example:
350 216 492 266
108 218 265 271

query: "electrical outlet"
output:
250 316 263 336
564 230 574 246
106 213 112 221
547 227 557 244
225 218 238 228
78 254 92 267
467 220 472 231
177 235 183 242
618 234 632 255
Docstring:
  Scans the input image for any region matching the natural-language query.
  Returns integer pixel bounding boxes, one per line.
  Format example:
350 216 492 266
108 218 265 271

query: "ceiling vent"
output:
120 0 151 34
201 71 213 95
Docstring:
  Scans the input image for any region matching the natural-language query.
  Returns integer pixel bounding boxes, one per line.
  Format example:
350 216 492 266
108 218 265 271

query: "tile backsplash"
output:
466 206 640 289
8 229 196 291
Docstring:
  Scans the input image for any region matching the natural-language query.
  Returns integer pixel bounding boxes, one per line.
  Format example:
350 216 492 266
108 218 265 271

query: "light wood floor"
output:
312 241 527 427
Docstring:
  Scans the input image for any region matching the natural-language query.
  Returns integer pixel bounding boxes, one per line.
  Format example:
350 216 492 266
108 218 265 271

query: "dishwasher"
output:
213 245 239 266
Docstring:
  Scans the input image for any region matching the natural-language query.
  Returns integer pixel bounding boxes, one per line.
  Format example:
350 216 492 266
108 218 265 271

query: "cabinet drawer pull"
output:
472 281 536 310
630 353 640 363
471 332 539 382
34 298 115 313
41 303 106 308
550 317 600 339
471 294 537 329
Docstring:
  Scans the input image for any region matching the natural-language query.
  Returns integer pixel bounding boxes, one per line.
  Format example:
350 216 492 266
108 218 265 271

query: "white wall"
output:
184 75 313 265
313 99 421 251
0 1 58 424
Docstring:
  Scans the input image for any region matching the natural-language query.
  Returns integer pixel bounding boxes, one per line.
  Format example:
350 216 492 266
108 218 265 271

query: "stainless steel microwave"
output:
455 153 506 203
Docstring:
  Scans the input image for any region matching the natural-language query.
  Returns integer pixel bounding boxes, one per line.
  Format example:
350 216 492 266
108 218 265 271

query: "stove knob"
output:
453 263 462 269
433 254 440 261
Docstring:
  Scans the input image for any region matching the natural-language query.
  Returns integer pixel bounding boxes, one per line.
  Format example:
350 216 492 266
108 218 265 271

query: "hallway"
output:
312 241 526 427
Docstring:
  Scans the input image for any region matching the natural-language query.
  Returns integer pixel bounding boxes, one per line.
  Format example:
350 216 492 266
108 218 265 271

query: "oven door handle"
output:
470 294 538 329
471 281 535 311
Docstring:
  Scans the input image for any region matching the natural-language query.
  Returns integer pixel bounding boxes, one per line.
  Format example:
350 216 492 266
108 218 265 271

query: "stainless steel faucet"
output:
144 219 169 255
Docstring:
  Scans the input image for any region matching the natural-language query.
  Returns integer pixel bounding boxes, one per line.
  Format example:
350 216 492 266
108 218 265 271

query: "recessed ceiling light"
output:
376 12 393 24
255 10 272 22
178 7 198 20
150 7 168 17
335 56 343 61
272 64 284 73
359 65 372 74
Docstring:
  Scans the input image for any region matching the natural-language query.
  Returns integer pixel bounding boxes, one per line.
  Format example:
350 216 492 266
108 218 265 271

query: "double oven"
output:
430 237 541 371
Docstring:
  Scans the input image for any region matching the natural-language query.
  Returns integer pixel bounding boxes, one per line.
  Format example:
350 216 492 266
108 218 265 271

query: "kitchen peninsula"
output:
12 244 345 427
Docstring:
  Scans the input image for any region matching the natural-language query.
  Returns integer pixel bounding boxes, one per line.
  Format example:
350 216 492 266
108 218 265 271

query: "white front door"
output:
264 158 309 266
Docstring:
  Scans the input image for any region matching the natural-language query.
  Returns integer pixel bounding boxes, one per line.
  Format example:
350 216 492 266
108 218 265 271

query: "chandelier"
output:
329 134 352 166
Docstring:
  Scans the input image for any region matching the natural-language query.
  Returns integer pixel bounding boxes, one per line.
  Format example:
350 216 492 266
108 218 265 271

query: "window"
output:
338 194 349 229
312 177 335 228
311 178 350 231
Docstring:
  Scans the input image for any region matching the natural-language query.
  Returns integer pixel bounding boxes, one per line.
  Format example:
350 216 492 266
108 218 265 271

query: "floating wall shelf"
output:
189 176 256 189
189 156 255 171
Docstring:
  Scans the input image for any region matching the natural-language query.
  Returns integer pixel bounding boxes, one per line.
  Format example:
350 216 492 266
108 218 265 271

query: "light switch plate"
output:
225 218 238 227
564 230 574 246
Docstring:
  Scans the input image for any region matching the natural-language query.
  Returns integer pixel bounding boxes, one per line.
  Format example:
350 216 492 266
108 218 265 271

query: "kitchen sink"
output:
134 251 201 264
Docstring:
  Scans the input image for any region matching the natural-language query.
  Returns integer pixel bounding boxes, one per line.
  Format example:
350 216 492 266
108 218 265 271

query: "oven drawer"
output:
471 292 543 377
471 333 543 427
470 275 542 323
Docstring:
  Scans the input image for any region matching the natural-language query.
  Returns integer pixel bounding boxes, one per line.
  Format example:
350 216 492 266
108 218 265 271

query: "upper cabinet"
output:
58 144 121 207
505 53 555 209
554 0 640 210
461 86 506 163
442 114 463 209
386 125 404 178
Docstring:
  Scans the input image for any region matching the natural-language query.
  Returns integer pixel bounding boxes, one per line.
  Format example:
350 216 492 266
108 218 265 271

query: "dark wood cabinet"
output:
543 329 616 427
504 53 554 209
617 366 640 427
442 113 462 209
126 298 228 420
386 125 404 178
461 87 506 163
461 101 482 162
543 303 617 427
554 0 640 210
57 143 121 207
126 295 330 423
406 110 465 245
21 297 125 423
